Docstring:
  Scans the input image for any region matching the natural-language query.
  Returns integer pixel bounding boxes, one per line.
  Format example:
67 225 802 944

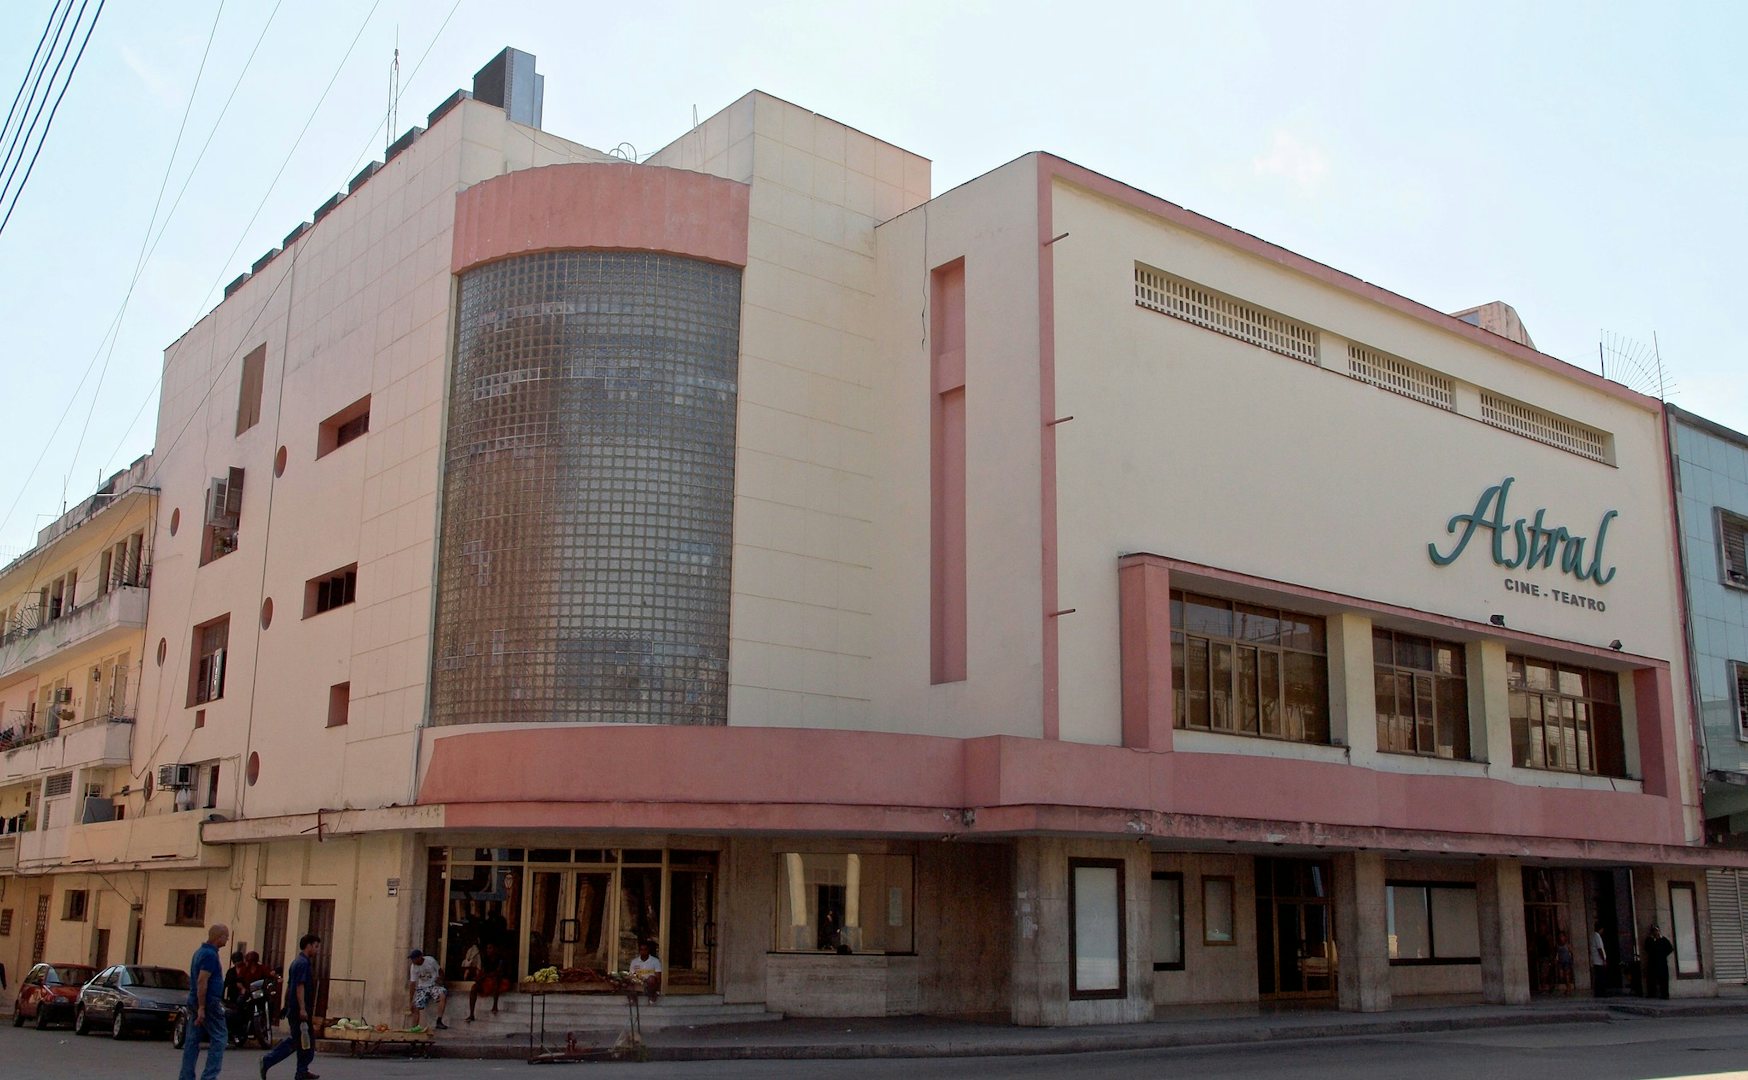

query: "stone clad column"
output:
1335 852 1391 1012
1010 838 1152 1026
1478 858 1531 1004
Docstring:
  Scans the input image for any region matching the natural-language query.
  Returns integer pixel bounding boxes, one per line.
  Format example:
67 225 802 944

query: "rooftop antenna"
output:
1599 330 1675 402
386 29 400 152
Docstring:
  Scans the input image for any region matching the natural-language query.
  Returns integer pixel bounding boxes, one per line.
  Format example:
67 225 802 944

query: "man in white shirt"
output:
629 940 662 1002
406 948 450 1030
1589 922 1609 996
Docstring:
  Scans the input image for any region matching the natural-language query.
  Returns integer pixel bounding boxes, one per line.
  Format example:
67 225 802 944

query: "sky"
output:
0 0 1742 558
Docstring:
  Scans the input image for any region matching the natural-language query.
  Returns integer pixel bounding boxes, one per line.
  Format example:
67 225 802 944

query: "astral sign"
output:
1428 477 1618 586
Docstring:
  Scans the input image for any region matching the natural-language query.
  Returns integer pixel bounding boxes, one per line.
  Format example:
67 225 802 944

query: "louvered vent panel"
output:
1135 265 1319 366
1478 392 1609 463
1347 344 1455 410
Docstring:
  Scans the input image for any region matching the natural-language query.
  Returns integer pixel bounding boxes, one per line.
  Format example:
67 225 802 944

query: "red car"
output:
13 962 98 1029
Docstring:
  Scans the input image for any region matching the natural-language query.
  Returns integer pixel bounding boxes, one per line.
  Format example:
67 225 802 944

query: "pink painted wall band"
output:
451 162 750 274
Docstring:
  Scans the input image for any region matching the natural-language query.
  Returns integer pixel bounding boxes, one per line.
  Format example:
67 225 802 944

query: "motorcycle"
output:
171 976 278 1050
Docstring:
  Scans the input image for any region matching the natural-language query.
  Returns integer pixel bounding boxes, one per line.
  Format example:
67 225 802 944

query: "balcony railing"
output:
0 584 148 681
0 712 135 785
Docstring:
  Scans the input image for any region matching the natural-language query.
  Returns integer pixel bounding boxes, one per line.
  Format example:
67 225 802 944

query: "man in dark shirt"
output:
261 933 321 1080
1644 924 1676 999
179 923 231 1080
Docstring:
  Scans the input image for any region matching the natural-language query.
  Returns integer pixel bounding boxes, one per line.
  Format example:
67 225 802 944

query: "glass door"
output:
1256 857 1336 1001
665 860 716 992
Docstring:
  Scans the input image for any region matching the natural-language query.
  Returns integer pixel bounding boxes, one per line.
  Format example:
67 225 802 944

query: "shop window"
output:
1670 882 1702 978
1150 872 1184 971
62 889 88 922
1717 510 1748 589
1202 876 1235 945
316 395 371 458
1507 655 1626 777
327 682 350 727
1375 629 1471 760
304 565 358 618
236 345 266 435
187 616 230 707
1070 859 1125 999
169 889 207 927
772 853 914 954
1385 882 1480 963
1171 591 1329 744
200 467 245 565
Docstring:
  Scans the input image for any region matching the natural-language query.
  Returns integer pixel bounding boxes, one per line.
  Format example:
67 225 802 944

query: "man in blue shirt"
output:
180 923 231 1080
261 933 321 1080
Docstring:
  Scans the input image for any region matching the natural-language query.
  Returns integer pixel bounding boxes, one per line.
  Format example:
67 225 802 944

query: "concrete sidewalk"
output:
381 995 1748 1062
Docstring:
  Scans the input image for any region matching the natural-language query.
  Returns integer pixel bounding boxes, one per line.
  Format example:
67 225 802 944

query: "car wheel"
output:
34 1005 50 1030
11 1006 22 1028
111 1009 127 1039
73 1006 89 1035
171 1015 186 1049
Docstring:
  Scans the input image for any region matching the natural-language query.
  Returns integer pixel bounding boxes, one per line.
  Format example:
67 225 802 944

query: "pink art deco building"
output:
0 48 1731 1029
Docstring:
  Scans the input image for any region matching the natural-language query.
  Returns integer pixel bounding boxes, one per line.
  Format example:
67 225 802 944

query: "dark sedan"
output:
74 964 189 1039
12 962 98 1029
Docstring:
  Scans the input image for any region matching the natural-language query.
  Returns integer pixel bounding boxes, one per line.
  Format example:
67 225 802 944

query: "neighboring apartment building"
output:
1667 404 1748 982
0 456 153 988
1 46 1730 1030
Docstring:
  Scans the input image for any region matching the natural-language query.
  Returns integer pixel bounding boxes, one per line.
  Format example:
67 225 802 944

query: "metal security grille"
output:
43 773 72 797
1347 343 1455 411
433 251 742 726
1478 392 1609 463
1134 265 1319 366
1707 869 1747 983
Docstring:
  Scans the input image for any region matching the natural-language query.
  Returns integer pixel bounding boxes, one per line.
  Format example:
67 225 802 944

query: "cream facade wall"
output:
867 157 1047 737
135 99 610 832
650 92 933 733
1044 178 1698 835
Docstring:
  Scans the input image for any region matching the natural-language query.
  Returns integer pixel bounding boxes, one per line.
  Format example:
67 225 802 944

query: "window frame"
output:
1068 857 1127 1000
1506 654 1626 777
1670 881 1703 979
1150 871 1185 972
1732 661 1748 744
236 345 266 436
1373 629 1472 761
304 565 359 619
316 395 372 459
188 615 231 707
1718 508 1748 591
1384 880 1482 966
168 889 207 928
1170 590 1331 745
62 889 89 922
769 851 916 956
1202 875 1236 947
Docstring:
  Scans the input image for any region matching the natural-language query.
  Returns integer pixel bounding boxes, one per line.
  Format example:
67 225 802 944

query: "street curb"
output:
368 1001 1748 1062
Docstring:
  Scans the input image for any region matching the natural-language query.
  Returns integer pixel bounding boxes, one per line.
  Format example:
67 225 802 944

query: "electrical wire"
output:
0 0 74 186
62 0 227 512
0 0 69 165
0 0 103 240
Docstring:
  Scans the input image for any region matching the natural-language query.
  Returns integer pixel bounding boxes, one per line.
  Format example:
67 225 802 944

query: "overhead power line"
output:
0 0 69 162
0 0 105 241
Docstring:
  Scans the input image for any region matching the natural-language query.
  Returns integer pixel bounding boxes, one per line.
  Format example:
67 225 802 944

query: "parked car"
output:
74 965 189 1039
12 962 98 1029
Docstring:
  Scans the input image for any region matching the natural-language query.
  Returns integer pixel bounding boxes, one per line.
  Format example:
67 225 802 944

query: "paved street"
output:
6 1014 1748 1079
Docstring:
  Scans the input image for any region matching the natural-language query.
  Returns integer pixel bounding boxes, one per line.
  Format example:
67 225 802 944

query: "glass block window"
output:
432 251 742 726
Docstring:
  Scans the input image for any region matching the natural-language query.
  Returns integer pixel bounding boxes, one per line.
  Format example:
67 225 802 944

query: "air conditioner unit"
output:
157 763 194 790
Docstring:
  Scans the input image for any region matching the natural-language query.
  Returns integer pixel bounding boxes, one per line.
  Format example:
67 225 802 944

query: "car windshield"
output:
51 966 97 985
127 967 190 990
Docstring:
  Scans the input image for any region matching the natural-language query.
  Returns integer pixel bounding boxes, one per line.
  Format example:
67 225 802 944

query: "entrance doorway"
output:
437 847 717 995
1255 857 1336 1001
1584 868 1639 996
1523 867 1570 995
